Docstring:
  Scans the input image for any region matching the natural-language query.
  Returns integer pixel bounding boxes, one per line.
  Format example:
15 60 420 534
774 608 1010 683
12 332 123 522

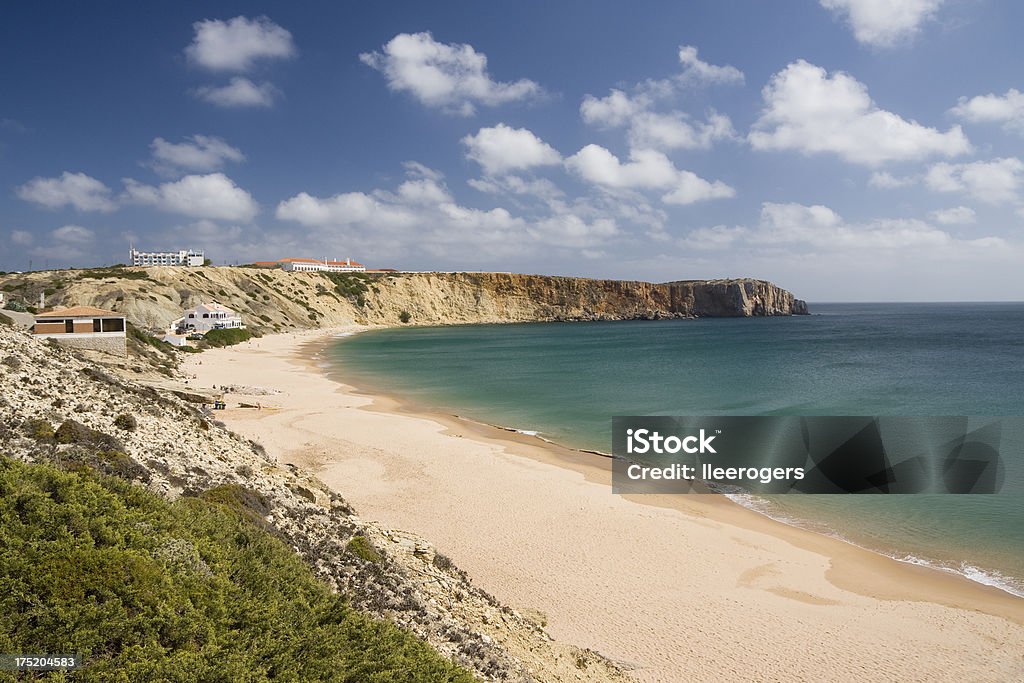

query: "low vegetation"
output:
346 535 383 563
77 267 153 282
321 272 371 307
0 457 474 682
201 327 254 348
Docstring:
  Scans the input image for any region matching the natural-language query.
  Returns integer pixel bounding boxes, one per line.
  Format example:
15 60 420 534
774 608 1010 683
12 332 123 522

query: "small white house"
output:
172 303 245 335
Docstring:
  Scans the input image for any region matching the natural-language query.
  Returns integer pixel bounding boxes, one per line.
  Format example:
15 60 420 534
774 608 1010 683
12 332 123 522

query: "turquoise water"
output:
328 303 1024 596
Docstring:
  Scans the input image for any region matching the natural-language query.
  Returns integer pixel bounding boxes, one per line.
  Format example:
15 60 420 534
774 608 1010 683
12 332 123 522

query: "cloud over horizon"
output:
749 60 971 165
16 172 117 213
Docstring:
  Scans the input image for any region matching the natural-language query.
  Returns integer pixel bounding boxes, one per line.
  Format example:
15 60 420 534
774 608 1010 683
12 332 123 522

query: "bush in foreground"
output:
0 457 472 682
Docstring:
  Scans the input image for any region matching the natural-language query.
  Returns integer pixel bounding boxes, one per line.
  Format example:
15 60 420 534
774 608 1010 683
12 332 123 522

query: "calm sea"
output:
327 303 1024 596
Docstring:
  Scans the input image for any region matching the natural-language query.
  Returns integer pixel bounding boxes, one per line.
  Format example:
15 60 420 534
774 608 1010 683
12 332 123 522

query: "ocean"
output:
327 303 1024 597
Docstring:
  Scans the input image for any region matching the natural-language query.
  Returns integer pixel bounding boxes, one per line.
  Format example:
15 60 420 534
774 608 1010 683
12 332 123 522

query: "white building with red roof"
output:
172 302 245 335
276 257 365 273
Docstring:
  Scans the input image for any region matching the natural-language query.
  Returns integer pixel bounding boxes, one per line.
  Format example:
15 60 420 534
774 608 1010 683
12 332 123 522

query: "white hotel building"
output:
130 247 205 267
276 257 365 273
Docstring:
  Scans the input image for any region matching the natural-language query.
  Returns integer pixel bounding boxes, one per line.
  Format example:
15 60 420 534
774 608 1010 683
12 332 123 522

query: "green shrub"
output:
432 553 455 571
4 300 26 312
321 272 370 300
199 484 271 527
0 458 473 682
77 268 152 281
113 414 137 432
347 535 383 563
54 419 124 451
24 418 55 441
201 327 253 348
399 310 412 324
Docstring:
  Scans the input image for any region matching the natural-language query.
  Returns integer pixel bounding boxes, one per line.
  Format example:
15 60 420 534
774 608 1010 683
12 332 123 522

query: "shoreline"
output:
318 328 1024 603
182 327 1024 682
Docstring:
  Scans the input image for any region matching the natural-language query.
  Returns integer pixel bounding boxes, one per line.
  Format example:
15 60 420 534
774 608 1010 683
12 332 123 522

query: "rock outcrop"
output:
0 325 625 682
0 268 806 333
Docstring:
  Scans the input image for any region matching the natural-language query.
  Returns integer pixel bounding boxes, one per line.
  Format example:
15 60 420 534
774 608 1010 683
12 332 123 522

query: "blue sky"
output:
2 1 1023 300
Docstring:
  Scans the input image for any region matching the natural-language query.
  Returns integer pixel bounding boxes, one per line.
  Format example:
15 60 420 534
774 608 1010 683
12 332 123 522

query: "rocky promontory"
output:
0 268 807 334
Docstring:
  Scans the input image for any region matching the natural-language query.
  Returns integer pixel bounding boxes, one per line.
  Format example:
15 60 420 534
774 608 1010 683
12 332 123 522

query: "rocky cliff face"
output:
0 268 807 332
368 273 807 324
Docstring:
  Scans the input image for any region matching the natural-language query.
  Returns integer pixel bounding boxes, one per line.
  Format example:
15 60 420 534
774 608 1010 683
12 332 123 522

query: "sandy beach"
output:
181 328 1024 683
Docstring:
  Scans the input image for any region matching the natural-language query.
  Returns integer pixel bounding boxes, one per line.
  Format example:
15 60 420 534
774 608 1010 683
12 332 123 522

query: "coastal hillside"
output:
0 267 807 334
0 324 625 682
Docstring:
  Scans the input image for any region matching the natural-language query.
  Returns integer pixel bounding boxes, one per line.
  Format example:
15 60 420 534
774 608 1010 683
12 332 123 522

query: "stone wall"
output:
37 333 126 356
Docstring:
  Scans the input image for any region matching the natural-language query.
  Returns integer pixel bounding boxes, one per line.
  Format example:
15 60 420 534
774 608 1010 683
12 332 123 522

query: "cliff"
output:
0 267 807 333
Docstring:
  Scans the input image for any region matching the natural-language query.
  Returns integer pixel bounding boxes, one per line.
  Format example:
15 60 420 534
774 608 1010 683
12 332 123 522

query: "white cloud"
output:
14 172 117 211
149 135 245 175
359 32 542 115
930 206 976 225
186 16 295 71
628 110 736 150
527 213 619 248
276 165 621 259
820 0 943 47
676 45 744 86
122 173 259 222
579 46 741 152
392 178 453 206
276 190 416 229
565 145 735 205
682 201 1002 252
10 230 34 246
580 89 645 128
194 77 278 107
925 158 1024 203
662 172 737 205
26 225 99 262
51 224 95 245
401 160 444 181
16 172 116 212
950 88 1024 134
461 124 561 175
749 60 970 165
467 175 564 200
868 171 916 189
566 146 677 189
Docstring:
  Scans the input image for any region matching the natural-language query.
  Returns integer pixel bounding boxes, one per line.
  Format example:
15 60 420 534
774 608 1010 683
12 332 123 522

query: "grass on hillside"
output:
0 456 473 682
